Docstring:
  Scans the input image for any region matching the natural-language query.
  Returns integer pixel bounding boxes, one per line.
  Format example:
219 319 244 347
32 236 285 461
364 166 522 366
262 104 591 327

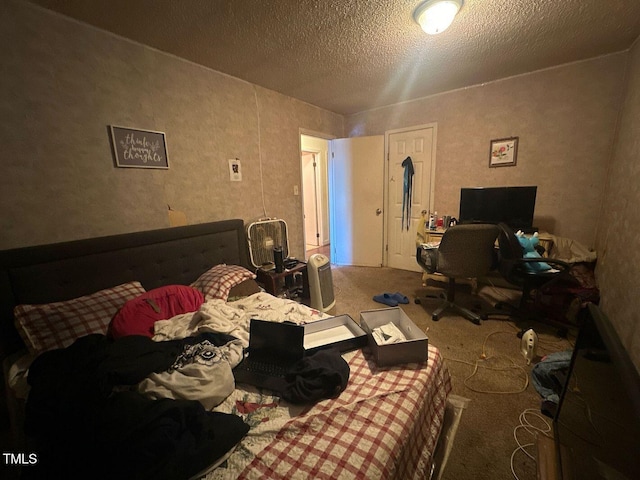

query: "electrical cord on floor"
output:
444 330 530 394
510 408 551 480
485 277 519 302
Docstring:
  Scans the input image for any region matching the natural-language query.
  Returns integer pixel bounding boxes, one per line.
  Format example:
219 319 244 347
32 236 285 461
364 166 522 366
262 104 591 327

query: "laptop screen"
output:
248 319 305 362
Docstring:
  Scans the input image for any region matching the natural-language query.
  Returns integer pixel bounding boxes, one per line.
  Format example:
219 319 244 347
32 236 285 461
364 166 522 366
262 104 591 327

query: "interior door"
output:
330 136 384 266
386 126 436 272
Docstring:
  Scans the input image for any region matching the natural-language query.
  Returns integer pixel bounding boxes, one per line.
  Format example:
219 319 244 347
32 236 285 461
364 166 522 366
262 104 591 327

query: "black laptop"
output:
233 319 305 393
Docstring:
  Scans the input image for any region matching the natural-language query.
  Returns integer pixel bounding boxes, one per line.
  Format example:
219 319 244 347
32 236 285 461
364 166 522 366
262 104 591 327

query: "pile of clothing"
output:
24 333 249 480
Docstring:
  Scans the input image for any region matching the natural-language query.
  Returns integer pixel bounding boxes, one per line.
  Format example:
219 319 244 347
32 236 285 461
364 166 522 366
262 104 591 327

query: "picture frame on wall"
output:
109 125 169 169
489 137 518 168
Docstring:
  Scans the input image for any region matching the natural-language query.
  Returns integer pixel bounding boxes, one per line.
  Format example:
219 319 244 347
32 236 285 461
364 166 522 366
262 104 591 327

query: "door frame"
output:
301 151 320 248
383 123 438 267
299 130 335 257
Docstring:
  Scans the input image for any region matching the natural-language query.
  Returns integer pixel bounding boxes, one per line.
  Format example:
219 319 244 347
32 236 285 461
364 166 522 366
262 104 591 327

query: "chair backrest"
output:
436 224 499 279
495 222 526 286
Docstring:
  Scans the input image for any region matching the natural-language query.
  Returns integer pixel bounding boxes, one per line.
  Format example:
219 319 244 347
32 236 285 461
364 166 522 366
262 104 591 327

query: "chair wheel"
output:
432 313 440 321
415 298 421 305
480 313 488 320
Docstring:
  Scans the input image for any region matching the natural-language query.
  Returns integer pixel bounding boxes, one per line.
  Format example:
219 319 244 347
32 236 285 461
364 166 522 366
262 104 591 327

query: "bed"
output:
0 219 452 480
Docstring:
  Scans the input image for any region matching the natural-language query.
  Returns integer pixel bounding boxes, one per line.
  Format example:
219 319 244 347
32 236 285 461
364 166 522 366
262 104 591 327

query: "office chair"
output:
494 222 571 317
416 224 499 325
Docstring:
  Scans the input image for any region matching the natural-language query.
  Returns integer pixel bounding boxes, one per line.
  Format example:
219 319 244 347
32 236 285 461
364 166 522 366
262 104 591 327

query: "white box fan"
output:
246 218 289 268
308 253 335 312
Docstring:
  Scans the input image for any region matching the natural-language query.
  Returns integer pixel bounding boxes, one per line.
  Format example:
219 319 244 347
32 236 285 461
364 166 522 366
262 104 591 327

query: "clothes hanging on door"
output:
401 156 414 231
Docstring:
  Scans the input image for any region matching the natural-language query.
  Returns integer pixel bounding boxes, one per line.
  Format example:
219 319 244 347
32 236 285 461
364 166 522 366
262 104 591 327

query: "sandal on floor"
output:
391 292 409 304
373 293 398 307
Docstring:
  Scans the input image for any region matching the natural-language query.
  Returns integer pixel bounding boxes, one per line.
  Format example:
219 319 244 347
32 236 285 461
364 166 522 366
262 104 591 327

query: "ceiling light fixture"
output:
413 0 463 35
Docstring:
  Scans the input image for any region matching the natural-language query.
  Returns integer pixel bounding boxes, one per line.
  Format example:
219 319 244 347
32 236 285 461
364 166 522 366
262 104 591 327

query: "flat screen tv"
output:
553 303 640 479
458 186 537 231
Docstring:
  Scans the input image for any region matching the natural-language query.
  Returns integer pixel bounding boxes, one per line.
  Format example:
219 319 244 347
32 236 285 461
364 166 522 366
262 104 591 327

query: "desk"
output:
427 229 554 256
536 232 553 258
423 228 445 244
416 228 553 291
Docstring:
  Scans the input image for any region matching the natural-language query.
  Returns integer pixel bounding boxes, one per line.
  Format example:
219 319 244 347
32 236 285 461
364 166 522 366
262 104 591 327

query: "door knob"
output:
376 208 382 216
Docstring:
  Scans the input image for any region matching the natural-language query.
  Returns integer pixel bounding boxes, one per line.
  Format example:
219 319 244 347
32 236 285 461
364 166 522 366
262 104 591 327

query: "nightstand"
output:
255 261 310 303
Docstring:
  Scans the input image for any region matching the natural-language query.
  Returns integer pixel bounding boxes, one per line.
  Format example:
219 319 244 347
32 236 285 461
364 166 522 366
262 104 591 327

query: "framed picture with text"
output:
489 137 518 168
110 126 169 169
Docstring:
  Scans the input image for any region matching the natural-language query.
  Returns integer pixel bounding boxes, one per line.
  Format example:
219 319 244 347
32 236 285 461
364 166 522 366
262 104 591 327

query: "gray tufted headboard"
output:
0 219 250 358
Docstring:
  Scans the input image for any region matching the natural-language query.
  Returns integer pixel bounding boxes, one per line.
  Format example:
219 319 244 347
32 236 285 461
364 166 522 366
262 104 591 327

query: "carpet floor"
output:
327 265 575 480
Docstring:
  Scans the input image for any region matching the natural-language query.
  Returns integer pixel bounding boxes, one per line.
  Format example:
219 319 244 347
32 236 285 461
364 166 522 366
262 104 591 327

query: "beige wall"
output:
347 52 640 369
3 1 639 369
0 1 343 258
596 38 640 369
346 54 627 248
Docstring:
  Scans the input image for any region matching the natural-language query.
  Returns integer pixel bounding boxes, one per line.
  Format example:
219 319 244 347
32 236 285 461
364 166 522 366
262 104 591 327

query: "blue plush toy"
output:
516 231 551 272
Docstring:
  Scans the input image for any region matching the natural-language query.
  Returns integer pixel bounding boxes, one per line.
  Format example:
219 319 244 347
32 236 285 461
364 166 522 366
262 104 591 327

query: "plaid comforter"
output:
208 344 451 480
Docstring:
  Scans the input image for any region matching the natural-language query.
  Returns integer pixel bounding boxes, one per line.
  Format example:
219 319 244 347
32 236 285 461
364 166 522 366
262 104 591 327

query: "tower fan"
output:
307 253 335 312
246 218 289 269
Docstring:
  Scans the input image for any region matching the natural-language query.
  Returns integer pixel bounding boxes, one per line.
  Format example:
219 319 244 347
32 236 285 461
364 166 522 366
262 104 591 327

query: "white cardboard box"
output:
360 307 428 366
303 314 367 354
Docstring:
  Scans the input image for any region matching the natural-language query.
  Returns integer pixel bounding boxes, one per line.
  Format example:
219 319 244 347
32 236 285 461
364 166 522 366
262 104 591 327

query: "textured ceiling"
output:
27 0 640 115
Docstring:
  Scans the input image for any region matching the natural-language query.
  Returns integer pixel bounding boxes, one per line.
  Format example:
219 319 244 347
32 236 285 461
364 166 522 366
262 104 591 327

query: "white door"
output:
330 136 384 267
386 125 436 271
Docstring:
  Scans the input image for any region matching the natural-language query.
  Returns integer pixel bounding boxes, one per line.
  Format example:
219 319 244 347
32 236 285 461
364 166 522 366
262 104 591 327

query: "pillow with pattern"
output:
14 281 146 355
191 264 256 300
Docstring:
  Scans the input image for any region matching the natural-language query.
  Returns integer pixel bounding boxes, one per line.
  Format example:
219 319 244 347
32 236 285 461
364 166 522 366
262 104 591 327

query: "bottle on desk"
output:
273 246 284 273
429 212 437 230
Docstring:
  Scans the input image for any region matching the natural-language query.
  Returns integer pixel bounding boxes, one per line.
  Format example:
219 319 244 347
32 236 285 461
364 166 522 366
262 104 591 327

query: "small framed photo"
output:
489 137 518 168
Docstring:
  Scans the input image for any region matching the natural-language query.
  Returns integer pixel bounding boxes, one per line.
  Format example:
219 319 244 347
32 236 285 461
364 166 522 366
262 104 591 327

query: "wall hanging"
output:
489 137 518 168
110 125 169 169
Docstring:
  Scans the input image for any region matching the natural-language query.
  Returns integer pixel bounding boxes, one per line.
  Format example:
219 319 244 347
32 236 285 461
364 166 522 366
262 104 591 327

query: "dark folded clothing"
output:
282 348 350 404
24 333 248 480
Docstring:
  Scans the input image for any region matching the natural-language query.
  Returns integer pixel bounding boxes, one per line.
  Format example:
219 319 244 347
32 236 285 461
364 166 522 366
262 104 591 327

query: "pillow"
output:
14 281 146 355
191 264 256 300
109 285 204 339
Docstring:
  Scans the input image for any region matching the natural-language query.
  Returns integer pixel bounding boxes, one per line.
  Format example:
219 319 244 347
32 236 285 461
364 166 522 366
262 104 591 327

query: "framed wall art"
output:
110 126 169 169
489 137 518 168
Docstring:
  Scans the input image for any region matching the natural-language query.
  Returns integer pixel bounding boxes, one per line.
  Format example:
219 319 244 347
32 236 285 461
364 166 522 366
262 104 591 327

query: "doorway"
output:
300 126 435 270
300 134 331 261
385 124 437 272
